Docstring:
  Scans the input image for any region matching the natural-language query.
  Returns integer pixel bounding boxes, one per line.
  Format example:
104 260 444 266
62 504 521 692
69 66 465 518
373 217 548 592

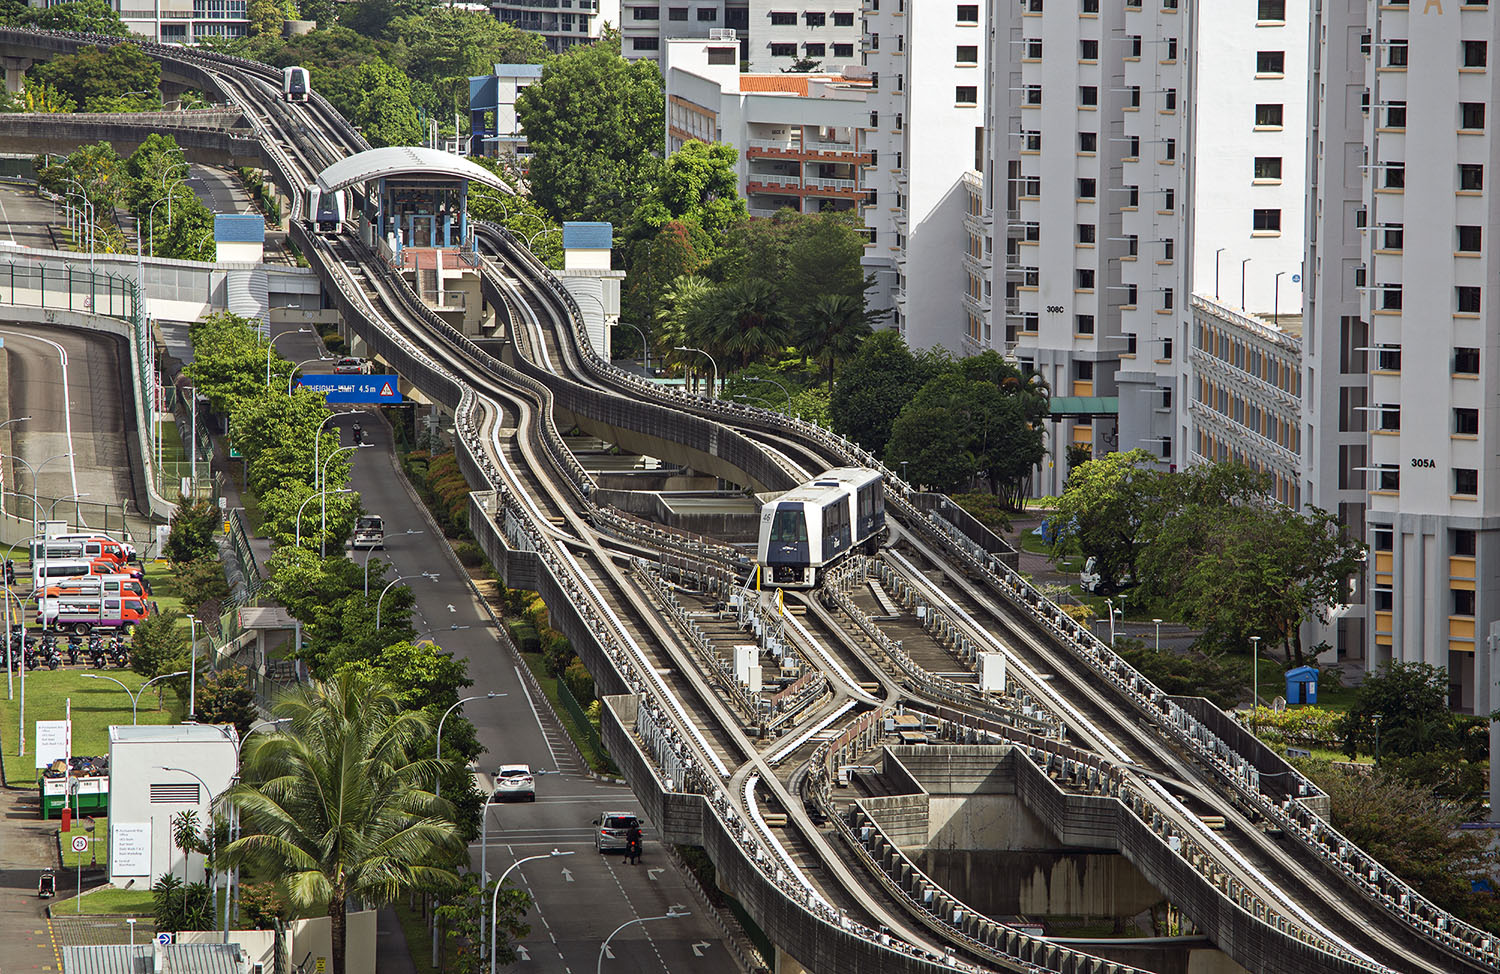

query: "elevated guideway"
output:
3 26 1497 974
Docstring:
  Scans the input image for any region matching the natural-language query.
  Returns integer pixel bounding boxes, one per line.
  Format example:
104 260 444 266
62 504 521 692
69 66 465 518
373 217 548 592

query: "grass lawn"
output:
59 814 109 868
0 669 184 788
56 886 154 915
394 901 441 974
1014 529 1087 572
517 651 616 775
145 562 188 618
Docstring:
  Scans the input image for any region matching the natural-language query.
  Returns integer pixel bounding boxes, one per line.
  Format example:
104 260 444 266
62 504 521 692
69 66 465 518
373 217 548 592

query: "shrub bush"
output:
563 660 595 704
507 621 539 653
453 541 486 568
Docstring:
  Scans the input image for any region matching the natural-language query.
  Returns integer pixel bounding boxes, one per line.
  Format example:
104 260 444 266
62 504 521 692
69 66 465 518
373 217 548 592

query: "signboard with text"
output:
111 822 151 877
294 375 404 404
34 720 70 769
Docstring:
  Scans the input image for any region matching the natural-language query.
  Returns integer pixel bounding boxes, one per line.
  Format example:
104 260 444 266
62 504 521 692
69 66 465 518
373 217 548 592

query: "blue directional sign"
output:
296 375 404 404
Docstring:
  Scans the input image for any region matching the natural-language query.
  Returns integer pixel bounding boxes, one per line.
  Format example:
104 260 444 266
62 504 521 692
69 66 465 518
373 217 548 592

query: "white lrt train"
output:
282 66 310 102
304 185 345 234
757 467 885 588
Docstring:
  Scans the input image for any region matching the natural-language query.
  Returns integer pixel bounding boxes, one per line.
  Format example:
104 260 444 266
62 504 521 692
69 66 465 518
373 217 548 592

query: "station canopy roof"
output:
315 147 513 194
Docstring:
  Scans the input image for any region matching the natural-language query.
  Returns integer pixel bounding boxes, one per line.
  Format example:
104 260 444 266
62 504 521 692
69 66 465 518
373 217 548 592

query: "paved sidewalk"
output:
0 781 65 974
375 907 417 974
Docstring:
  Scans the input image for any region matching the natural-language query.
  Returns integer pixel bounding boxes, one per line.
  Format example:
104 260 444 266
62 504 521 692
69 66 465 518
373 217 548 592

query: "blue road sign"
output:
295 375 404 404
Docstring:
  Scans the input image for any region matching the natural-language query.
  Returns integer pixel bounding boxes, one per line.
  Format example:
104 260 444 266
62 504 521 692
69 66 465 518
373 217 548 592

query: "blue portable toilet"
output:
1285 665 1319 705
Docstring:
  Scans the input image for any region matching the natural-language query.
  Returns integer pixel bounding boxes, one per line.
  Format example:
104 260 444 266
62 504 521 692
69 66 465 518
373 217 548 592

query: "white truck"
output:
352 515 385 550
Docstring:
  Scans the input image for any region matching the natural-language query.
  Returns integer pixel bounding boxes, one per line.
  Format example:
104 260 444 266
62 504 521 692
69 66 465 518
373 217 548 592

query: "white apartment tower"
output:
986 0 1191 494
1343 1 1500 710
492 1 621 52
863 0 987 354
621 3 861 70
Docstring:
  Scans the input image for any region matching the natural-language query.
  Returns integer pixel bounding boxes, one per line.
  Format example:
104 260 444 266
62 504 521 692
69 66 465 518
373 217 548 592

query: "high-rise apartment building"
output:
621 3 860 71
863 0 986 355
1326 1 1500 710
492 0 620 52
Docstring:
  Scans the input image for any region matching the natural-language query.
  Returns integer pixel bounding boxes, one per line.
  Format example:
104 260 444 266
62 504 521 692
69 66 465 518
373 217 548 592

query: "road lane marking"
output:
513 664 564 768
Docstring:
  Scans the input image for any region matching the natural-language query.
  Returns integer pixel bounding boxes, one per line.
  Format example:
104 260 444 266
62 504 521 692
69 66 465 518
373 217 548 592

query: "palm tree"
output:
217 669 464 974
799 293 875 388
171 809 202 923
703 278 791 369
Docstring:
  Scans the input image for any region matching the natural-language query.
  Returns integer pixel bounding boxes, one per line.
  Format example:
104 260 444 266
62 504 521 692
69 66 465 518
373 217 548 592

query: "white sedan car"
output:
495 764 536 801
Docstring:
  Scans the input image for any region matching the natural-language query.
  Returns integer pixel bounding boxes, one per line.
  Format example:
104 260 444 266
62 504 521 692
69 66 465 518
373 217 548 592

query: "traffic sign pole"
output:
72 835 87 912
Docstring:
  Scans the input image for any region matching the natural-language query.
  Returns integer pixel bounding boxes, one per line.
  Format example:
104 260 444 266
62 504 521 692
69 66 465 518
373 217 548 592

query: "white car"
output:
495 764 535 801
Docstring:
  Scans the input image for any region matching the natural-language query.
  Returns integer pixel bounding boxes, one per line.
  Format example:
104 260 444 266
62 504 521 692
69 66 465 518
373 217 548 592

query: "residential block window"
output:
1076 314 1095 334
1380 286 1402 310
1462 102 1487 130
632 5 660 18
1164 138 1176 161
1125 135 1139 156
770 43 795 56
1258 0 1285 20
1377 404 1401 431
1455 346 1481 373
1455 528 1478 555
1457 286 1482 313
668 6 688 19
1458 225 1482 252
1382 226 1403 250
1455 408 1480 435
1256 51 1285 74
1082 0 1099 11
1077 177 1096 198
834 11 854 26
1125 185 1139 206
1464 40 1488 67
1025 38 1042 58
1128 35 1142 57
1254 156 1282 180
1166 37 1178 60
957 44 979 63
697 6 716 19
1455 468 1479 496
632 36 660 50
1460 164 1484 190
1385 101 1406 128
832 43 853 57
769 10 795 24
956 86 978 104
1163 188 1175 210
1388 39 1408 67
1078 224 1096 243
1024 85 1042 105
1128 85 1141 107
1080 39 1098 60
1384 163 1405 189
804 10 825 26
1454 588 1477 614
957 3 979 21
806 43 825 57
1079 132 1097 151
1253 209 1281 232
1079 85 1098 107
1255 103 1284 127
1377 466 1400 491
1164 88 1177 110
1077 268 1095 289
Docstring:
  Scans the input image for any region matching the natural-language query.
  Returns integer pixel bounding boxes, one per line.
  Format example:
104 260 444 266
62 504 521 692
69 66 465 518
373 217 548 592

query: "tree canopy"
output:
516 38 665 229
29 44 158 113
2 0 127 34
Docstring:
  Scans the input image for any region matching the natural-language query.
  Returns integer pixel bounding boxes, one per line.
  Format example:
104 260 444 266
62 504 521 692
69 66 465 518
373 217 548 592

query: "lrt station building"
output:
310 146 512 336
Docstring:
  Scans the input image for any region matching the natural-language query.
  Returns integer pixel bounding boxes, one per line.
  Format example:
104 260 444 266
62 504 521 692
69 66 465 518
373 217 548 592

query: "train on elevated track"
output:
757 467 885 588
282 65 309 103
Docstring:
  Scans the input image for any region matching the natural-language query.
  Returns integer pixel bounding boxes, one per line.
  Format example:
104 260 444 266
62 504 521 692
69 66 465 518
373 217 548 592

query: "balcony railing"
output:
804 176 857 192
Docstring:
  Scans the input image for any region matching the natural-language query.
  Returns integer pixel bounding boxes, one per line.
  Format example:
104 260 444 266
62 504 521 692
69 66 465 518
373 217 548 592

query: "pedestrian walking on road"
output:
625 825 643 865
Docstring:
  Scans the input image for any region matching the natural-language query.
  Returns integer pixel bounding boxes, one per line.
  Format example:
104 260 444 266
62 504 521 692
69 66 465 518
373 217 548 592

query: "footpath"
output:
0 752 65 974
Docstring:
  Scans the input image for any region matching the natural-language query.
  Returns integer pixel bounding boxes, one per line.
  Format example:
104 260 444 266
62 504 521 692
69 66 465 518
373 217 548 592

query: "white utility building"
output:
107 724 239 889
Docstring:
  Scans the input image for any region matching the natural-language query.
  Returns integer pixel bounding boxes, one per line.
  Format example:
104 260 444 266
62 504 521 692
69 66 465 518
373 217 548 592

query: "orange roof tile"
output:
739 75 811 95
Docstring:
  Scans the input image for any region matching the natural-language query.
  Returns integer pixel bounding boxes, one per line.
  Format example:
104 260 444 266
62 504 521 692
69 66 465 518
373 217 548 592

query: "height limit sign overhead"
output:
296 375 404 404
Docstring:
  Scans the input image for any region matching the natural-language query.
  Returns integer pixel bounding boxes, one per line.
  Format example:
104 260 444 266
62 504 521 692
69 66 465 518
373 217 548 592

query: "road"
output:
0 184 61 251
0 324 141 535
268 325 741 974
184 165 252 216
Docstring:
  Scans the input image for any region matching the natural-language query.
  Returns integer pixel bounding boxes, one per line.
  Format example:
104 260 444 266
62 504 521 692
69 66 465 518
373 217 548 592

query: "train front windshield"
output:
769 509 808 544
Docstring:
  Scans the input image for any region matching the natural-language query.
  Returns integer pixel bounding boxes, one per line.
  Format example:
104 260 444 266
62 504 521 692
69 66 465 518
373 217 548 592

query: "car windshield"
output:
500 769 529 778
604 816 637 830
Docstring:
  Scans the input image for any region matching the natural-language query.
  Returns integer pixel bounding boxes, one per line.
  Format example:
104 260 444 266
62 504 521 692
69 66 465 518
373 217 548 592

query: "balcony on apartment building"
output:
746 158 861 203
744 126 872 166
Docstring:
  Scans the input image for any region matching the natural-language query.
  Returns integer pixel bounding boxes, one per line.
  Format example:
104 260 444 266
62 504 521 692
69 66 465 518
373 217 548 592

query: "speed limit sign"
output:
71 835 89 853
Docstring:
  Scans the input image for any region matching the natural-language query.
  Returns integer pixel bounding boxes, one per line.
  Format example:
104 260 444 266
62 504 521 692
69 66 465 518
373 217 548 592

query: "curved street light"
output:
595 908 690 974
374 571 439 629
287 356 335 397
435 691 504 799
155 764 223 940
673 346 718 399
523 225 561 249
82 669 188 724
266 328 312 386
320 443 370 557
742 375 791 413
492 850 576 974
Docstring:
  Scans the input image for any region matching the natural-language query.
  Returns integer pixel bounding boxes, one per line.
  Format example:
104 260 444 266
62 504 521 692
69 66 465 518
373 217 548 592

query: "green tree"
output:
516 38 665 228
1343 661 1457 762
316 60 423 148
124 134 188 216
152 875 216 931
799 293 875 388
193 665 258 737
828 329 929 457
229 389 345 499
175 558 230 615
13 0 126 34
622 221 701 346
185 313 275 416
1165 498 1363 665
885 404 975 493
218 669 466 974
434 875 531 972
160 194 216 261
1048 449 1166 594
248 0 286 35
30 44 158 111
258 480 361 552
261 549 415 673
635 141 746 241
694 277 791 368
129 609 191 712
167 497 221 563
0 77 74 113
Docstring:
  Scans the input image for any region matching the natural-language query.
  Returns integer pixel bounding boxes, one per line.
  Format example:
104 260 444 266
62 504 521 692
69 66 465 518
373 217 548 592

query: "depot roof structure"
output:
315 146 513 194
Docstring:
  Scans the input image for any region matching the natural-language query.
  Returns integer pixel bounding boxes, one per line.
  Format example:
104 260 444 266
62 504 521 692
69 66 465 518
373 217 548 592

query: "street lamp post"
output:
1214 247 1225 300
415 624 470 644
147 195 172 256
523 226 561 249
435 692 504 799
1241 258 1252 311
673 346 718 398
0 416 30 521
1274 270 1287 325
49 492 88 523
375 572 437 629
320 444 369 557
313 411 363 494
188 614 198 718
288 356 335 396
82 669 188 724
222 718 290 923
363 529 423 596
1250 635 1262 710
159 163 190 228
1153 618 1163 653
266 328 312 386
491 850 575 974
595 909 690 974
294 488 353 550
1104 597 1117 645
744 375 792 413
616 321 650 377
